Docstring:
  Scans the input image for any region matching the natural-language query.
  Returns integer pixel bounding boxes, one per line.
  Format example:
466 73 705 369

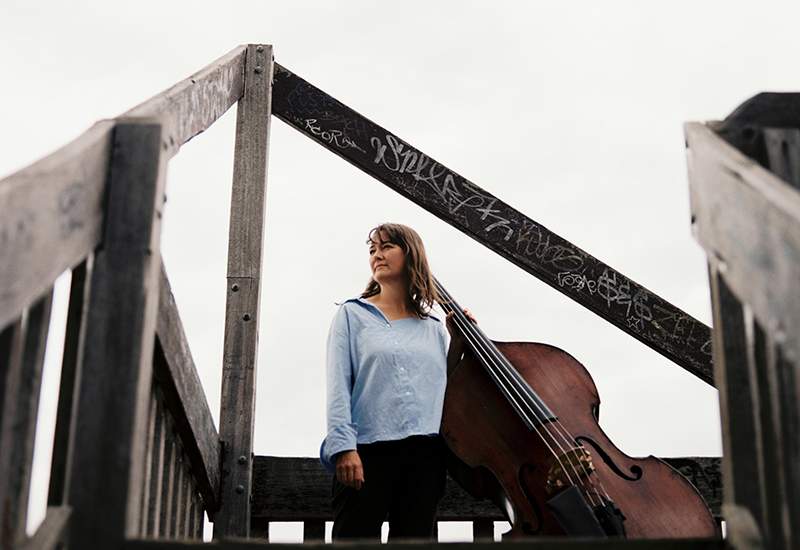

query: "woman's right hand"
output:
335 450 364 490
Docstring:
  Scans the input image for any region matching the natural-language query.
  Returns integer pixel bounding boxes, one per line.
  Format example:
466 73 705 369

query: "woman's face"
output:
368 232 407 285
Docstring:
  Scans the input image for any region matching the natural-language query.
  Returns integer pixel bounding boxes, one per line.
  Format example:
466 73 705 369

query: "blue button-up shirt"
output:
320 297 450 472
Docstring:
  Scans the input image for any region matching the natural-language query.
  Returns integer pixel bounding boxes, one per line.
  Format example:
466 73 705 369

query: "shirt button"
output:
385 323 390 327
405 391 411 396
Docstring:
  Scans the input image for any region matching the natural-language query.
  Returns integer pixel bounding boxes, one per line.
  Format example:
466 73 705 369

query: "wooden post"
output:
65 118 168 548
48 258 92 506
707 266 769 546
0 289 53 546
214 44 273 539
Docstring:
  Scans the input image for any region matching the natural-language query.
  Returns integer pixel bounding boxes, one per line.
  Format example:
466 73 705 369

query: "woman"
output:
319 223 474 542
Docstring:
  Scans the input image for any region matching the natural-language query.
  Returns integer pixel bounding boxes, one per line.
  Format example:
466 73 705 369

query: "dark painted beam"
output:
271 65 714 386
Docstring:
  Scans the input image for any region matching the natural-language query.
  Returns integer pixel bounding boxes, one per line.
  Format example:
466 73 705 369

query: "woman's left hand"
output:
446 308 477 344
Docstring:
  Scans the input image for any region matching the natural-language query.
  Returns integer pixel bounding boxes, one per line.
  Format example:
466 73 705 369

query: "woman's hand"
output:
335 450 364 490
446 308 477 347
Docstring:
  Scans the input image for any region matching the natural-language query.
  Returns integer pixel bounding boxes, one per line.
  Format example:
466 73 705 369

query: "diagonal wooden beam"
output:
271 64 714 386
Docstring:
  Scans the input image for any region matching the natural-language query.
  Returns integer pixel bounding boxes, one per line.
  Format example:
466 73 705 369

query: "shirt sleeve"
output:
319 305 358 472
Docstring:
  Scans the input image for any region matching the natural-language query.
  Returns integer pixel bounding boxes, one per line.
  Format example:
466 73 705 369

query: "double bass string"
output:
434 280 613 504
433 280 604 506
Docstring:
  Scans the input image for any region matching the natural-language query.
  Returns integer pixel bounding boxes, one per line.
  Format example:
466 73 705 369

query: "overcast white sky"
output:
4 0 800 541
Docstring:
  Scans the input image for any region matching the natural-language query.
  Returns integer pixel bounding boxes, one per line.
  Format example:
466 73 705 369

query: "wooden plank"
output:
686 122 800 363
215 44 273 539
0 120 113 332
194 493 205 540
250 455 722 521
19 506 71 550
48 258 92 506
141 390 157 535
148 393 167 537
748 319 783 545
0 289 53 546
303 521 324 543
124 537 726 549
171 445 185 538
123 46 246 151
472 519 493 542
271 64 714 385
0 314 24 548
160 418 176 539
65 119 168 548
706 267 766 543
774 345 800 547
181 459 191 538
155 264 220 512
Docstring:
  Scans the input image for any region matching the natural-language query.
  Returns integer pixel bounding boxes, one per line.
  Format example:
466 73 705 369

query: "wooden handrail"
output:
0 44 247 332
123 45 246 153
155 264 221 514
271 64 715 386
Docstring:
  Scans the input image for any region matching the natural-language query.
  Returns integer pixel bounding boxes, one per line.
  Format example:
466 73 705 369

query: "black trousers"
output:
331 435 447 542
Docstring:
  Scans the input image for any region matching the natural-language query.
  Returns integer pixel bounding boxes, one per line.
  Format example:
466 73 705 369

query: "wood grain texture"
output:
272 64 714 386
215 44 273 539
65 119 167 548
687 113 800 549
123 46 246 152
0 120 113 331
686 122 800 361
707 268 766 537
250 456 721 522
156 264 220 513
1 290 53 545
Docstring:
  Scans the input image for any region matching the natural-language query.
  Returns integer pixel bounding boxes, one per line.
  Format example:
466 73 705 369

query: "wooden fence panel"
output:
65 119 168 548
215 44 274 538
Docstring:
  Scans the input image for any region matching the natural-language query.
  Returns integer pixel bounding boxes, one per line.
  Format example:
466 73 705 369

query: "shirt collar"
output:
342 297 441 322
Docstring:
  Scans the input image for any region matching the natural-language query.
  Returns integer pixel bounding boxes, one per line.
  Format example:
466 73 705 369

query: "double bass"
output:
435 280 718 538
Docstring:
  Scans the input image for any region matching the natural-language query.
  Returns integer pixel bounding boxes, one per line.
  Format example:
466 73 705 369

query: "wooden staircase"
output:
2 44 799 550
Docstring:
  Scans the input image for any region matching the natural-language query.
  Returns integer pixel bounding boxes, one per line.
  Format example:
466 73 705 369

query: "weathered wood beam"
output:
123 45 247 152
65 119 168 548
48 259 92 506
0 45 247 333
0 289 53 546
685 123 800 368
271 65 714 386
0 121 113 331
215 44 273 538
155 264 220 514
250 456 721 522
687 103 800 549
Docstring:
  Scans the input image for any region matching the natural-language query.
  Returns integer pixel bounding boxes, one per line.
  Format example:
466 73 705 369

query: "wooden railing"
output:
686 93 800 550
1 42 766 550
0 44 270 548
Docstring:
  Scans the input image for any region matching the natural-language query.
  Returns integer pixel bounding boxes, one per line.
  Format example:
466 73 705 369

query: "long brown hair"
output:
361 223 441 318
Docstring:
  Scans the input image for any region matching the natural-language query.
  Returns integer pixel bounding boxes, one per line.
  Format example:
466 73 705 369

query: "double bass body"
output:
441 340 719 538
